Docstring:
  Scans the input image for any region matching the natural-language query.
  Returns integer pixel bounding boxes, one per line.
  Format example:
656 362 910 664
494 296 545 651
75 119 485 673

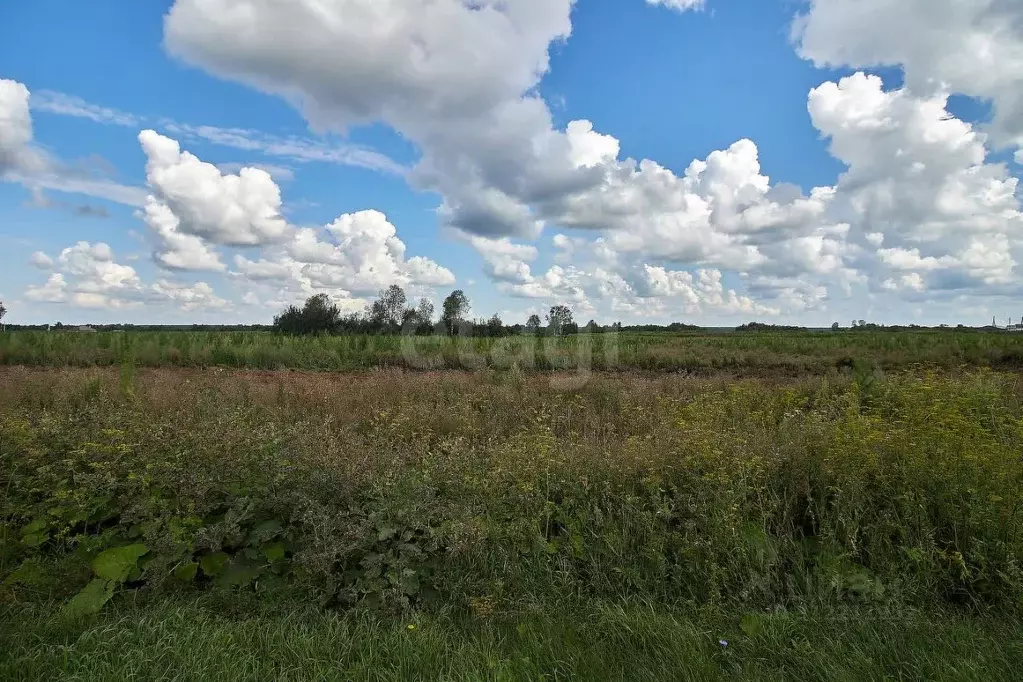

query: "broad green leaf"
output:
21 533 48 548
64 579 115 616
263 542 286 563
217 560 264 588
249 520 283 544
173 561 199 581
22 519 47 535
3 559 45 587
200 551 229 577
401 573 421 596
92 544 149 582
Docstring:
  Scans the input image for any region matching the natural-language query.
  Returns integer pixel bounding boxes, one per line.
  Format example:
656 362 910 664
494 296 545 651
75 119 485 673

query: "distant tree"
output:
831 322 840 331
858 319 866 328
525 313 542 334
485 313 504 337
399 297 435 335
736 322 804 332
273 294 342 335
416 298 434 326
584 319 599 333
0 300 6 326
611 321 622 332
401 307 421 331
369 285 407 330
546 305 574 336
441 290 470 333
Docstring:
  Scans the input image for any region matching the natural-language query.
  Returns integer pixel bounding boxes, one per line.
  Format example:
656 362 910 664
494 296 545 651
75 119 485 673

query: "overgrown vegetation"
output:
3 327 1023 373
2 367 1021 614
3 358 1022 677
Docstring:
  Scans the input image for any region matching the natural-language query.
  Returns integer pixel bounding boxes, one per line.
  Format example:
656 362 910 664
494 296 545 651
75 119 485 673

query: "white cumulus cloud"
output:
24 241 230 312
794 0 1023 157
139 129 291 247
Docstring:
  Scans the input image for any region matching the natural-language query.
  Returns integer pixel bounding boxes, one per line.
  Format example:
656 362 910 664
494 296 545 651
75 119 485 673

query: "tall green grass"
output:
4 598 1021 681
2 329 1023 373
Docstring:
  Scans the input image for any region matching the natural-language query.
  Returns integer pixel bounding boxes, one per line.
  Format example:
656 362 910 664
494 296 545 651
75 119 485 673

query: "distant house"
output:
75 325 97 333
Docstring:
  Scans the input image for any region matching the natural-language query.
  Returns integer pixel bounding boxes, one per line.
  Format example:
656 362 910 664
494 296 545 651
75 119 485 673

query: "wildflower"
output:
719 639 728 648
407 624 417 631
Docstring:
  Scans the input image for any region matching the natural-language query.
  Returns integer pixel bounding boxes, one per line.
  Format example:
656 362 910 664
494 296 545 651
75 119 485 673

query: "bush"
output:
273 294 343 335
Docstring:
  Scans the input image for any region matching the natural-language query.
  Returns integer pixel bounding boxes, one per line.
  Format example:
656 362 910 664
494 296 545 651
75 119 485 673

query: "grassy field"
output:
3 328 1023 373
4 598 1021 681
2 359 1022 678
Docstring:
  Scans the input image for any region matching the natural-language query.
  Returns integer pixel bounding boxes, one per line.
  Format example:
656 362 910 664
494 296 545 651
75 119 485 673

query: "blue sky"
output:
1 0 1021 326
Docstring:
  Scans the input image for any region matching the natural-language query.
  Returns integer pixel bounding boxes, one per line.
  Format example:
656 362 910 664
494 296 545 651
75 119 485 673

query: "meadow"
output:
3 327 1023 374
1 354 1022 679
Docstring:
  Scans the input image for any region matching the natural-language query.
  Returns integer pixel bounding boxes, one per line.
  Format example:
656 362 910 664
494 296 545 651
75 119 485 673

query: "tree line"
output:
272 287 606 337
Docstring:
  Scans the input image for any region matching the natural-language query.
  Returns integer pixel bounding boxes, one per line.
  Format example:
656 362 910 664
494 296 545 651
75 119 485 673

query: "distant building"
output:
1001 317 1023 332
75 325 97 333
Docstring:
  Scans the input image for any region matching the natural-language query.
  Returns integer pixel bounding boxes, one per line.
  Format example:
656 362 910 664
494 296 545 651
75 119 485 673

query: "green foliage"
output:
546 304 575 336
1 367 1022 619
6 598 1023 680
273 294 343 335
369 285 407 330
441 289 470 333
64 578 115 616
3 327 1023 372
63 544 149 616
92 544 148 582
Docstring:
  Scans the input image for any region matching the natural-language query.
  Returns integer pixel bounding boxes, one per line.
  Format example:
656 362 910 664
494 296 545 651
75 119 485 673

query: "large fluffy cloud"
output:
809 73 1022 293
136 129 455 303
543 70 1022 309
794 0 1023 157
230 209 455 308
289 209 455 295
159 0 861 318
0 79 44 175
139 129 291 246
163 0 593 238
14 2 1023 323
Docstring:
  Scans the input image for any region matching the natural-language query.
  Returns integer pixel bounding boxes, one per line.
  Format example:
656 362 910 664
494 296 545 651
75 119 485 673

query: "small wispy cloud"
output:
163 122 408 176
9 171 148 208
31 90 141 127
25 89 408 189
216 161 296 182
23 186 112 218
645 0 706 13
